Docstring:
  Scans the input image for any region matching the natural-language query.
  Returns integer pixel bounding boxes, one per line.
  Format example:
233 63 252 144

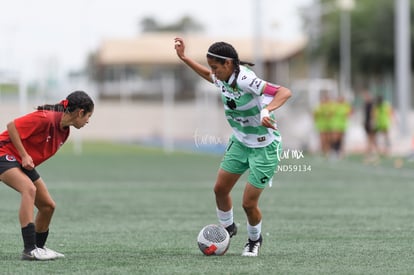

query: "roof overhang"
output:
96 33 308 66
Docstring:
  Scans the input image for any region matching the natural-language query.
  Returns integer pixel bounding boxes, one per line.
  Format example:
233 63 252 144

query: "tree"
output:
304 0 414 86
140 17 159 33
139 15 204 33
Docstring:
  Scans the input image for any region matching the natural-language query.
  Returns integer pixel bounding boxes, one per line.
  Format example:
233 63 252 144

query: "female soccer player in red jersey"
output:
0 90 94 260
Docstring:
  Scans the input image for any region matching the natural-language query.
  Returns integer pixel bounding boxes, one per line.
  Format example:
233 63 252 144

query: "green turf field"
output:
1 142 413 274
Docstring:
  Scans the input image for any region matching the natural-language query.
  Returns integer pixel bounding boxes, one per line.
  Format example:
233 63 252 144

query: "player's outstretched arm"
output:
174 37 213 83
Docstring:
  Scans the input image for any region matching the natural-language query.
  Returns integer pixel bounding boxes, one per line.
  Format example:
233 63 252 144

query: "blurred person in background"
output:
374 95 393 156
0 91 94 260
362 90 379 162
174 37 291 257
313 92 333 158
330 95 352 159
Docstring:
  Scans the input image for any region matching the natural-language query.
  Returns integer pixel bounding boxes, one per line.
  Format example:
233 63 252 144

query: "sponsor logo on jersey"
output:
221 85 242 99
249 77 262 89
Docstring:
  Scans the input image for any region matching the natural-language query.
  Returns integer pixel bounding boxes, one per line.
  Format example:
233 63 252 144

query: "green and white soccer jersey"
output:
212 65 281 148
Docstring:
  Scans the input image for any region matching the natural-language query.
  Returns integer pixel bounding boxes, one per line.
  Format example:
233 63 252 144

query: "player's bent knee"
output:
23 184 37 199
38 200 56 215
213 184 229 197
242 202 256 214
45 201 56 213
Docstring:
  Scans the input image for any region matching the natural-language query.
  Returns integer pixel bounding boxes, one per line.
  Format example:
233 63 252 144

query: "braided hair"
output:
207 42 254 89
37 90 94 113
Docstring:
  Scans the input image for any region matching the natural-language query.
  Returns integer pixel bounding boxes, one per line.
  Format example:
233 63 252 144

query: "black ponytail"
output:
37 90 94 113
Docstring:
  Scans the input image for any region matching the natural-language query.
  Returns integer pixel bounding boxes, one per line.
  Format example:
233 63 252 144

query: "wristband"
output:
260 108 270 121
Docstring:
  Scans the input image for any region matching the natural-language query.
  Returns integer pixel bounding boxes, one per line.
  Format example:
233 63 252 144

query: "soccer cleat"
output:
241 235 262 257
225 223 238 238
42 247 65 258
21 247 57 261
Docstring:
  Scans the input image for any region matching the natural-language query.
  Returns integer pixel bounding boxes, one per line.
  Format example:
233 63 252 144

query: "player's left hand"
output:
21 155 35 170
260 109 277 129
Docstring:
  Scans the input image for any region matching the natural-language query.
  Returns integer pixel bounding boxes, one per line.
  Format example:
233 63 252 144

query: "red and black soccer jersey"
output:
0 110 70 166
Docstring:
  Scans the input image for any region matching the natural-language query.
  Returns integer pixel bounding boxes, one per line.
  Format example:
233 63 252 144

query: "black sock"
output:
21 223 36 252
36 230 49 248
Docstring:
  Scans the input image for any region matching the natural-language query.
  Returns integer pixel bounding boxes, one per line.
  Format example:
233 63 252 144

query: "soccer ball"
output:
197 224 230 256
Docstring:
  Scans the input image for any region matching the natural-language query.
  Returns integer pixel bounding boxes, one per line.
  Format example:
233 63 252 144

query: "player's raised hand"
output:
174 37 186 60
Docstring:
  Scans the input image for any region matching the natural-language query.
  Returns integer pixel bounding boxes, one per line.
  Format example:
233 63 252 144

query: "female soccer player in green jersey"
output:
330 96 352 158
174 37 291 256
313 93 333 157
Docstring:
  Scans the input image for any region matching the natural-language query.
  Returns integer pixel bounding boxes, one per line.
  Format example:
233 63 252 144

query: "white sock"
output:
216 207 233 228
247 221 262 241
